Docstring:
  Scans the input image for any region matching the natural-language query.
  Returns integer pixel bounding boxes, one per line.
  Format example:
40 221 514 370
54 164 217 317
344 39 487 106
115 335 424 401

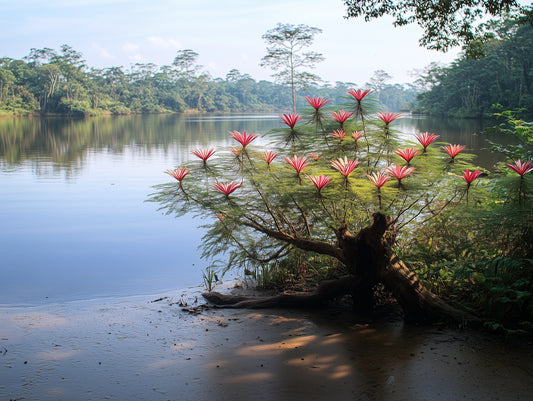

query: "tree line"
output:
0 46 289 115
0 43 417 117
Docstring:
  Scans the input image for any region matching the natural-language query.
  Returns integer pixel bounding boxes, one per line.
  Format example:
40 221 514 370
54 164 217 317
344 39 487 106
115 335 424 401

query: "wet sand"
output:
1 284 532 401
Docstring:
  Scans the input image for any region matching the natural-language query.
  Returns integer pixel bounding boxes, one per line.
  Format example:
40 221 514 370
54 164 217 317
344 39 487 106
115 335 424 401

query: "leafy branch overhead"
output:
343 0 526 52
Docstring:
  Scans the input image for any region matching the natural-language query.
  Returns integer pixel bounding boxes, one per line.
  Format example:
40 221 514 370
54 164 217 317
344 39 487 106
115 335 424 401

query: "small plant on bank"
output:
202 266 219 292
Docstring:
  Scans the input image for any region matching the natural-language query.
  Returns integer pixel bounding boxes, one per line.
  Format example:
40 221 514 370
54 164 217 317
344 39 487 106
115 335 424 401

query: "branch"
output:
241 217 346 263
290 195 312 236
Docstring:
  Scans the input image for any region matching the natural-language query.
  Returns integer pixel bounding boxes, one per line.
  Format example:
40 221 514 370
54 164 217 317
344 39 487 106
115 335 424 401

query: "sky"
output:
1 0 462 86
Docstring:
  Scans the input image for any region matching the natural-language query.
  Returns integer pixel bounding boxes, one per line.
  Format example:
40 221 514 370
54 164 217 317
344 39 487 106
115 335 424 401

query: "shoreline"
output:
2 282 533 401
0 284 204 310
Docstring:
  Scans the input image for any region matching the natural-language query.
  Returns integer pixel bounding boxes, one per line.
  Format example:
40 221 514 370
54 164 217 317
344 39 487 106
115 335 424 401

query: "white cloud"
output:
147 36 181 49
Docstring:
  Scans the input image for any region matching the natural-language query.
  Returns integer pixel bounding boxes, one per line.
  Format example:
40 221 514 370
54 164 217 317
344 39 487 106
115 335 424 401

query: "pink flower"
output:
329 129 346 139
463 170 482 184
352 131 364 141
192 148 216 162
367 172 391 188
442 144 465 159
304 96 330 110
280 113 301 129
416 132 440 150
347 89 372 102
386 165 415 181
395 148 420 164
306 175 332 191
261 150 278 165
331 110 353 124
214 181 242 196
229 130 258 148
285 155 311 173
165 166 190 182
377 112 402 125
506 160 533 176
331 156 360 177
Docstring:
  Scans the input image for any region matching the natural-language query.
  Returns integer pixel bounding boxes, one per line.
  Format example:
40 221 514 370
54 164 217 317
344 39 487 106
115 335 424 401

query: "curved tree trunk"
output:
203 213 482 325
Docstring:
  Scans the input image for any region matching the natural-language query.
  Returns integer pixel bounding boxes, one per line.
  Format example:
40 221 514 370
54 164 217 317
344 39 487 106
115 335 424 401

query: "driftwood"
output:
203 276 356 308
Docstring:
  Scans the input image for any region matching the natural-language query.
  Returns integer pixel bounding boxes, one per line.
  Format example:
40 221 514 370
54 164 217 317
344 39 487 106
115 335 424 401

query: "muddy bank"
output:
1 285 532 401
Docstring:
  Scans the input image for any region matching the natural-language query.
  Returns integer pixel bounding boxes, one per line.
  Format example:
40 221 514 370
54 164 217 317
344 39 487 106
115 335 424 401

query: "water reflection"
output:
0 114 282 306
0 114 281 175
0 114 509 175
398 116 514 169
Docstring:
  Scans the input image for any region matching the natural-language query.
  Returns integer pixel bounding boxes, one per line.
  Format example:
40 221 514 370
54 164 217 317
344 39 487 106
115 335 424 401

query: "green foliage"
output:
243 250 341 290
202 266 220 292
485 107 533 161
0 46 416 117
343 0 525 52
403 112 533 332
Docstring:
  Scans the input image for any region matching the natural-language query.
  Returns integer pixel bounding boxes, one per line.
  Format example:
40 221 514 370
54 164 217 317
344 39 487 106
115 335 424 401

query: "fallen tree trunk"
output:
203 212 483 326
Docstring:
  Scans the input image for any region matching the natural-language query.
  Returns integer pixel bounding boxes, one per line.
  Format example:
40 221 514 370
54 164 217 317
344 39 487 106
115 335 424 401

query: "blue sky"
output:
2 0 461 85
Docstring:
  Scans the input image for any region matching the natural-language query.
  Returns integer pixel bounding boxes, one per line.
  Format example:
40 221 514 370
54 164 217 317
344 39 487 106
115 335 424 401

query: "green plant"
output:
201 266 219 292
151 92 527 324
486 106 533 162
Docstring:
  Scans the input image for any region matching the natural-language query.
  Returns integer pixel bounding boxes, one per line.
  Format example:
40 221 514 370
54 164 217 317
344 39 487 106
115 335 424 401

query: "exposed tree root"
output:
203 276 356 309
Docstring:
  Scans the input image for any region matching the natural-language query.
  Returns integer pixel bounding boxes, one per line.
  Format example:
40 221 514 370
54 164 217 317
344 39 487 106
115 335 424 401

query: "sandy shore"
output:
1 283 532 401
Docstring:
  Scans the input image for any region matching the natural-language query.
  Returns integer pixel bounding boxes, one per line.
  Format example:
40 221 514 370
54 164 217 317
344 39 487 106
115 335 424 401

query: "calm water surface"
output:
0 114 504 306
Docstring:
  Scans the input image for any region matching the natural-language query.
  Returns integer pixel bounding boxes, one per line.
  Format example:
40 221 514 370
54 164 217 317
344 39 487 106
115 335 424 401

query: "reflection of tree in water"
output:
0 114 281 177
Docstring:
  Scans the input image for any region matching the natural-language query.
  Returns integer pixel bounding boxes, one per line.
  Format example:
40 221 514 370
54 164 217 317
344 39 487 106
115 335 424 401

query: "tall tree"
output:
172 49 202 80
260 23 324 112
366 69 392 103
343 0 524 52
409 62 444 92
53 45 87 103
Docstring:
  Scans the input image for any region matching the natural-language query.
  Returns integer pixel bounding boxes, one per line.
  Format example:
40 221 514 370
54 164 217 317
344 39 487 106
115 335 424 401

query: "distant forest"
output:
0 44 418 116
0 15 531 118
